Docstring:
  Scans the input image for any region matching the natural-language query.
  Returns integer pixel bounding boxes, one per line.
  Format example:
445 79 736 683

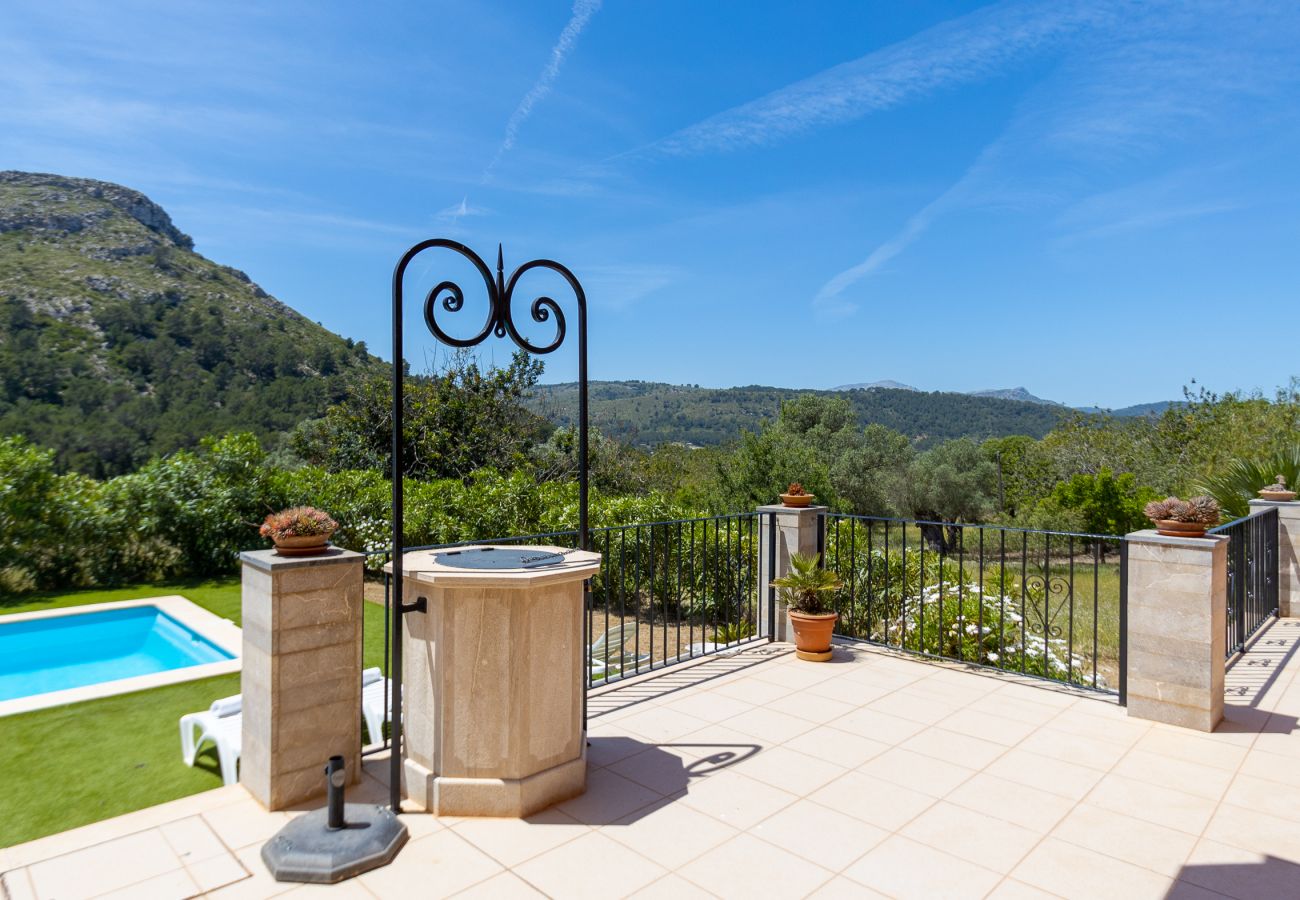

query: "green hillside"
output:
0 171 379 476
528 381 1069 448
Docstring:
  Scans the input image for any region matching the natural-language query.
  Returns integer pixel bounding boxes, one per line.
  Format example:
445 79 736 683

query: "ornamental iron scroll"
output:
388 239 590 812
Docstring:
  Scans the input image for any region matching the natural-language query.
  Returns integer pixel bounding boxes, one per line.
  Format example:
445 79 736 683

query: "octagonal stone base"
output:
261 804 408 884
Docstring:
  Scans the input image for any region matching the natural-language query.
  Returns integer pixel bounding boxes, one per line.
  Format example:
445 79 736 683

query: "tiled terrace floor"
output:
7 622 1300 899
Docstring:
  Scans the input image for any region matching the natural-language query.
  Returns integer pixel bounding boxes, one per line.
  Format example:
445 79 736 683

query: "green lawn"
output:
1 577 391 848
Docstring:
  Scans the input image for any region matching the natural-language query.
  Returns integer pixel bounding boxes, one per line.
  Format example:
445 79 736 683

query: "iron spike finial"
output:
496 244 505 295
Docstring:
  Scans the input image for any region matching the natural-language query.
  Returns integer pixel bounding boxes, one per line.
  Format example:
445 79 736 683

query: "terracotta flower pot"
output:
788 610 838 661
780 493 814 508
1259 490 1297 502
273 533 334 556
1154 520 1208 538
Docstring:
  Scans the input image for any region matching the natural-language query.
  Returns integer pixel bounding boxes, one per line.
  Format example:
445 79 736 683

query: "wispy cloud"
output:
482 0 603 181
642 0 1113 159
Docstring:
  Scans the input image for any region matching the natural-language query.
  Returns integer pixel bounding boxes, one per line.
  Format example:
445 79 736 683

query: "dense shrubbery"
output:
0 432 692 594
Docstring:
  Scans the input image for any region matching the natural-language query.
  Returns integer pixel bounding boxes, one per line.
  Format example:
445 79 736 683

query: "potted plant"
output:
772 552 842 661
1259 475 1297 502
260 506 339 556
779 482 815 508
1143 496 1220 538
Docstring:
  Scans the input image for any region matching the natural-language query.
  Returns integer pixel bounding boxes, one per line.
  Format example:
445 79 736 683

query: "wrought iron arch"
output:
389 239 589 811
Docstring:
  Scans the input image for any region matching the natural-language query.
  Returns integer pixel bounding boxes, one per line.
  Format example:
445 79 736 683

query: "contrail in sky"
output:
481 0 602 183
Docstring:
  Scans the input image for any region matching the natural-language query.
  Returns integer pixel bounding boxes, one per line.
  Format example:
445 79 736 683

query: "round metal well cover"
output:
432 547 568 570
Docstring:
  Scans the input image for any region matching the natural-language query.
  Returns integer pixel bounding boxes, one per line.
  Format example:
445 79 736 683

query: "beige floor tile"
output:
26 830 181 900
187 852 252 894
751 798 888 872
1132 726 1248 771
1051 802 1197 877
557 767 663 826
449 808 589 868
728 744 846 796
1084 772 1218 835
514 831 667 900
1221 772 1300 824
964 692 1071 726
801 674 893 708
781 726 890 769
603 795 739 869
854 747 977 798
749 662 838 691
1178 837 1300 899
627 873 718 899
946 773 1076 833
831 706 927 745
662 690 755 724
719 707 817 744
901 801 1041 873
900 725 1009 769
843 834 1003 899
609 745 709 795
586 733 658 769
95 868 201 900
1016 727 1129 771
158 815 229 864
207 843 294 900
805 876 891 898
865 691 962 725
616 705 713 743
1237 746 1300 788
985 878 1063 899
938 707 1039 746
1203 800 1300 862
984 747 1105 801
677 769 798 829
1110 748 1236 801
448 871 546 898
202 799 294 851
708 676 795 706
358 829 503 899
765 691 858 724
678 833 834 900
1045 707 1152 747
808 771 936 832
1012 837 1173 900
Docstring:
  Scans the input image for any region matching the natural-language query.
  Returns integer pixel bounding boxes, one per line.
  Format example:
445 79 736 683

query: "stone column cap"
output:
1249 498 1300 514
391 544 601 588
756 504 830 516
1126 529 1228 549
239 547 366 573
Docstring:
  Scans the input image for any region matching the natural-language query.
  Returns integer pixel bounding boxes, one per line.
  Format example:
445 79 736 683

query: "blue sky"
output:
4 0 1299 407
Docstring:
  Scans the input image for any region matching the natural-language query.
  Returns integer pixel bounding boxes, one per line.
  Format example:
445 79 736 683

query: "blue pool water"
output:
0 606 234 702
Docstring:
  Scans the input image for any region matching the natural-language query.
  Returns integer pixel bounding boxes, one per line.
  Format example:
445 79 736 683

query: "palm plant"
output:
1197 445 1300 520
772 552 843 615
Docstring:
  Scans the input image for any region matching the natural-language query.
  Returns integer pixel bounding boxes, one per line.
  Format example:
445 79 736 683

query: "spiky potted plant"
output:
779 482 815 508
1259 475 1297 502
1143 496 1220 538
261 506 339 556
772 552 842 661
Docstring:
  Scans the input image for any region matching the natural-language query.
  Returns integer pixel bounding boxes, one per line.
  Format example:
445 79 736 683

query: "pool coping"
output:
0 596 242 717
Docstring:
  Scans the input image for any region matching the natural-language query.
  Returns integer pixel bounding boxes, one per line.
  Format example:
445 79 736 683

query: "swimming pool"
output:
0 597 241 715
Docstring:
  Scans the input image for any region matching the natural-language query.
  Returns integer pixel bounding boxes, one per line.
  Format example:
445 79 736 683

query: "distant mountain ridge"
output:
0 171 379 475
834 379 1169 414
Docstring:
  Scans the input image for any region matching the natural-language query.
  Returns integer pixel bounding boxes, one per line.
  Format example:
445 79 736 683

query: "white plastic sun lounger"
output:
361 667 393 746
179 695 242 786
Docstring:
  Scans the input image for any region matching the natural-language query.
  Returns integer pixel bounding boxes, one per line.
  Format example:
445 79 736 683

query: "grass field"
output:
0 577 389 848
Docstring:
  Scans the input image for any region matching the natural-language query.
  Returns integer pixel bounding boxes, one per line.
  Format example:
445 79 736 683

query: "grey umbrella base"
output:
262 804 408 883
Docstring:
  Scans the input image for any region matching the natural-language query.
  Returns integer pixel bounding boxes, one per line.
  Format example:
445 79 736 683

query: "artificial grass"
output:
0 577 392 848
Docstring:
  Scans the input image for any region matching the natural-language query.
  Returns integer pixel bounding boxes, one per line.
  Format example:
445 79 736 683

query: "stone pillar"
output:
757 505 828 642
396 546 601 817
1124 530 1227 732
239 549 364 810
1249 499 1300 617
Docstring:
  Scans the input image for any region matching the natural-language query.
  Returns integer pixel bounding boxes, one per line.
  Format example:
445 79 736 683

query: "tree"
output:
894 439 998 550
292 350 547 481
1037 469 1157 538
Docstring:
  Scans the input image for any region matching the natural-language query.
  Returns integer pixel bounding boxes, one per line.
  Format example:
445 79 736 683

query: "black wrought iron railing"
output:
358 513 762 754
1210 507 1279 660
820 514 1125 692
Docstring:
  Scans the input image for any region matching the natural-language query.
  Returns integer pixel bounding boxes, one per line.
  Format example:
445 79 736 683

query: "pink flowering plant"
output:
260 506 338 542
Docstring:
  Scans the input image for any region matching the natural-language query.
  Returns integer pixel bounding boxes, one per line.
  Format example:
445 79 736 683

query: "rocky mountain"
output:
0 171 378 476
832 379 919 392
967 387 1062 405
